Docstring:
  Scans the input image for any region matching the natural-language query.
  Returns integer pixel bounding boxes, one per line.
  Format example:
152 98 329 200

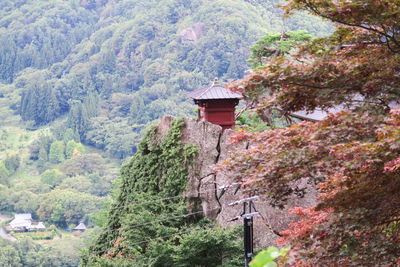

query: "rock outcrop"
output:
179 23 205 42
157 116 317 247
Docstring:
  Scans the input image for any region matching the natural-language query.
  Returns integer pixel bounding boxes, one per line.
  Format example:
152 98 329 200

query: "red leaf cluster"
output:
219 1 400 265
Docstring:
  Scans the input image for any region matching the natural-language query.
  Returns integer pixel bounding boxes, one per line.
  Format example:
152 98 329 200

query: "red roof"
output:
188 81 242 100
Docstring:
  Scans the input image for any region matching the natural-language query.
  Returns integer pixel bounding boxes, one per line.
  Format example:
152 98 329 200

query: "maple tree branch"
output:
378 217 400 227
287 82 330 89
303 1 400 50
235 100 256 120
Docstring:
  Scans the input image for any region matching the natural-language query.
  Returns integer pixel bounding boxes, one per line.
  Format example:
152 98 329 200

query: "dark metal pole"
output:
243 202 254 267
227 196 259 267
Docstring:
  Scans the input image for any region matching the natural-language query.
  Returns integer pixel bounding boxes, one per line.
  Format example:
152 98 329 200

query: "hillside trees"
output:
220 0 400 265
7 0 331 157
0 0 97 83
37 189 103 227
0 238 79 267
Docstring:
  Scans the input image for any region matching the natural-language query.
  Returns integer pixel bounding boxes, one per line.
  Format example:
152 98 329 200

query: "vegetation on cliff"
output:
84 118 242 266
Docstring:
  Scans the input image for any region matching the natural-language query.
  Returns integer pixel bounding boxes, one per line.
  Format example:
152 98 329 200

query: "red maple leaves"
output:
218 1 400 265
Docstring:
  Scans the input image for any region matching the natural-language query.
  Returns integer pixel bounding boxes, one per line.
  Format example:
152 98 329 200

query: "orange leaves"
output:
227 129 254 145
277 207 333 245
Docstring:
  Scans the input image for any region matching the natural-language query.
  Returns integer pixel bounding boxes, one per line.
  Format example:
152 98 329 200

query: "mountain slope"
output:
1 0 331 158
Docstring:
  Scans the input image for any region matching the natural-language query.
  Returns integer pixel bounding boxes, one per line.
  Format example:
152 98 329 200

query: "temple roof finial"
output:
212 77 219 86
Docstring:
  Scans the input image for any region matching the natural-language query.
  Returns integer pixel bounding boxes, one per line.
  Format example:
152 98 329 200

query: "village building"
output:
73 222 87 232
8 213 46 232
188 78 242 130
28 222 46 231
9 213 32 230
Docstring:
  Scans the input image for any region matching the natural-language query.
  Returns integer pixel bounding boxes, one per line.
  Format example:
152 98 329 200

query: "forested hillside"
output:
0 0 331 266
1 0 331 158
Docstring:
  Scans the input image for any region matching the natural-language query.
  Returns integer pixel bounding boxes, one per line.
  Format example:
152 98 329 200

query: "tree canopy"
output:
220 0 400 265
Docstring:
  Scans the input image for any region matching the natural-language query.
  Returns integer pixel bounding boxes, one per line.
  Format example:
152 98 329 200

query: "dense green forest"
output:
2 0 331 158
0 0 331 265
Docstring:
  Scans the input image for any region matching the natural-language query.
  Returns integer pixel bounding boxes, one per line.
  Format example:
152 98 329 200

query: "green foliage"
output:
3 153 20 173
0 238 79 267
49 140 65 163
65 140 86 159
0 185 12 211
250 246 289 267
0 161 11 186
40 169 65 188
236 111 271 131
0 0 96 83
62 153 105 176
85 118 241 266
248 30 313 68
172 227 242 267
4 0 330 156
85 118 139 159
37 189 103 227
9 190 40 215
29 133 55 162
57 174 113 197
14 231 55 240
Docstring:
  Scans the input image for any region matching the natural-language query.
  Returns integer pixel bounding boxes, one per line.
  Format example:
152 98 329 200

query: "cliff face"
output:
158 116 317 247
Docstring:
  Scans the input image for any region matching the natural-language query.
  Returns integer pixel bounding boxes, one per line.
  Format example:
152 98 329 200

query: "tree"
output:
172 227 242 267
10 190 39 215
66 101 90 141
248 30 313 68
65 140 86 159
0 237 79 267
221 0 400 265
49 141 65 163
37 189 103 227
40 169 65 188
62 153 105 176
0 245 22 267
0 161 11 186
3 154 20 173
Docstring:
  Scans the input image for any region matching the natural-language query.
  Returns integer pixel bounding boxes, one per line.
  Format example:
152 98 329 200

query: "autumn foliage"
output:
220 0 400 265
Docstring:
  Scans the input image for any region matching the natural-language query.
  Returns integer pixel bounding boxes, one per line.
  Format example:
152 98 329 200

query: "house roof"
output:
9 214 33 228
74 222 87 230
291 101 399 122
9 219 32 228
188 79 242 100
14 214 32 220
36 222 46 229
291 108 341 122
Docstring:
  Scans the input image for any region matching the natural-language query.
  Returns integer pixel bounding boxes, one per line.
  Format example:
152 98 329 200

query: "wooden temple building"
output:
188 78 242 130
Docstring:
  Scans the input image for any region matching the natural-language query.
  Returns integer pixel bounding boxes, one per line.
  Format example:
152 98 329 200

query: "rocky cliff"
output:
157 116 317 247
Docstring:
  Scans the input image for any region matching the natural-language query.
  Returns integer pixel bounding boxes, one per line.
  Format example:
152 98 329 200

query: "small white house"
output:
27 222 46 231
9 214 32 230
8 214 46 232
73 222 87 232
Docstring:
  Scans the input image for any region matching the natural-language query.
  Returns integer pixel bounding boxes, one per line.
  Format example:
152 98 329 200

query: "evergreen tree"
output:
49 141 65 163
